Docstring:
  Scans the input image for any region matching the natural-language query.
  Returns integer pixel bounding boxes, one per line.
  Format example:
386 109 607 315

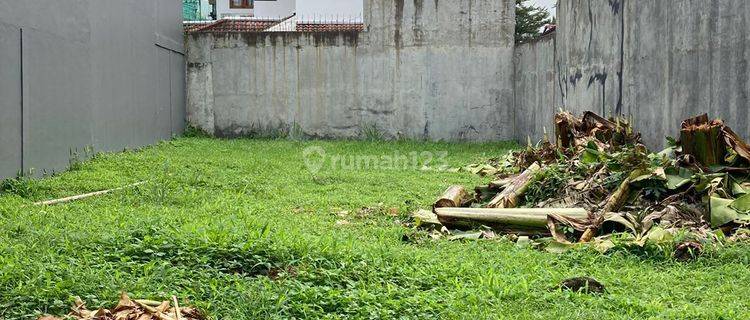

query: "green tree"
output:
515 0 553 43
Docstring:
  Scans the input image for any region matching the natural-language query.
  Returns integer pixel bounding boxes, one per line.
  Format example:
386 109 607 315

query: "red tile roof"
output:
184 21 212 33
296 22 365 33
184 18 365 34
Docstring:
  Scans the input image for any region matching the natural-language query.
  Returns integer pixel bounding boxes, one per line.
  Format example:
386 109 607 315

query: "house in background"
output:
296 0 363 20
184 0 364 33
184 0 362 21
183 0 202 20
215 0 297 18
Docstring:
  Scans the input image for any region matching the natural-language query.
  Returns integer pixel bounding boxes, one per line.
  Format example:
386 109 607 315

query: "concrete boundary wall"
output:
513 33 556 143
0 1 185 179
515 0 750 148
0 23 22 178
189 0 750 149
187 0 516 141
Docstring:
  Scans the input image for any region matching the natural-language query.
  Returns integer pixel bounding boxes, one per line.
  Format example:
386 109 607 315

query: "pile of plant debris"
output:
39 292 205 320
413 111 750 255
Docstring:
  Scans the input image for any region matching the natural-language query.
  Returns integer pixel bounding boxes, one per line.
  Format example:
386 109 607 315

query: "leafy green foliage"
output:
0 172 38 199
359 123 384 141
182 125 212 138
524 164 572 205
516 0 553 43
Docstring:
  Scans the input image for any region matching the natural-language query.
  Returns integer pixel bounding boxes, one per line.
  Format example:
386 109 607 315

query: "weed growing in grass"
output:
183 125 211 138
0 171 37 198
360 123 384 141
288 122 306 141
69 146 95 172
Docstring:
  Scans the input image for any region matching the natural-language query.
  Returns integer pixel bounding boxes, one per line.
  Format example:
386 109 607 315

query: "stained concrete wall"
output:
192 0 750 147
514 34 556 143
187 0 516 141
515 0 750 148
0 1 185 178
622 0 750 148
554 0 624 118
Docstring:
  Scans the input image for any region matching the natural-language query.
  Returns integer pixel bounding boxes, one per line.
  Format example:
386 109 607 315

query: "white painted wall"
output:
531 0 556 17
212 0 361 20
199 0 212 19
215 0 296 18
216 0 254 17
296 0 363 20
256 0 296 18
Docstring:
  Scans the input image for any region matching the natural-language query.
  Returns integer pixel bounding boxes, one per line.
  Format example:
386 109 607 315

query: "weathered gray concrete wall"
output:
187 0 516 141
513 34 556 143
0 23 22 178
554 0 624 118
22 28 94 174
194 32 364 138
516 0 750 148
622 0 750 148
0 1 185 178
190 0 750 147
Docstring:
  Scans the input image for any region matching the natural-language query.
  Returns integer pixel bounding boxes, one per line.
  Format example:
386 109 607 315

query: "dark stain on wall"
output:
312 32 347 47
413 0 425 44
349 107 395 115
187 62 208 68
588 71 608 115
569 70 582 86
587 72 607 88
615 0 624 115
239 32 262 47
608 0 621 15
557 61 566 101
235 32 360 48
587 0 593 55
395 0 405 49
279 32 296 46
414 0 423 17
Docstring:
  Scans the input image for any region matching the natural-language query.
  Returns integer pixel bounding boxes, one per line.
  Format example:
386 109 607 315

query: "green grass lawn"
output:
2 137 750 319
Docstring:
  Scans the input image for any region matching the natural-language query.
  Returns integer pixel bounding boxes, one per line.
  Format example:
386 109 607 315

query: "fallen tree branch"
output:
34 181 147 206
435 207 588 230
172 296 182 320
434 185 468 208
487 162 541 208
601 173 637 214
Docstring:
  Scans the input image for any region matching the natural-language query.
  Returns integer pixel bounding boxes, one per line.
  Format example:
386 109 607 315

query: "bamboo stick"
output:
34 181 147 206
172 296 182 320
601 170 644 214
435 207 588 229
